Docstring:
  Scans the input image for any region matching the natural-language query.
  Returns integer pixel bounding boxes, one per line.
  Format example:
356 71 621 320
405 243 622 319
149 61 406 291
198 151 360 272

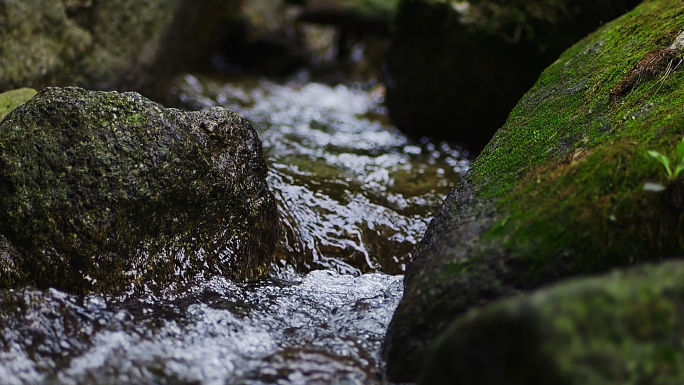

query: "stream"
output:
0 74 469 384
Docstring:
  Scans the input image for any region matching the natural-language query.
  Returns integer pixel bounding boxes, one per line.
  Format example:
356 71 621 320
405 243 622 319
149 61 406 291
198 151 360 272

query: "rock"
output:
418 261 684 385
215 0 397 83
0 87 278 294
0 88 38 121
0 0 239 99
384 0 640 152
384 0 684 381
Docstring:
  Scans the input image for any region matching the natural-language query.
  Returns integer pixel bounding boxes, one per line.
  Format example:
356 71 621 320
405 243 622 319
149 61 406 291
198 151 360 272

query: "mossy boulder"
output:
419 260 684 385
0 0 239 98
0 87 278 294
384 0 684 381
384 0 640 152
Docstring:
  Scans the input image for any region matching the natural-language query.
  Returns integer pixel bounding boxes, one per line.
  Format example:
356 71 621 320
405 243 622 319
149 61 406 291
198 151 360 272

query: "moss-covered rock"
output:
384 0 640 152
0 88 38 120
0 0 239 99
419 261 684 385
384 0 684 381
0 87 278 294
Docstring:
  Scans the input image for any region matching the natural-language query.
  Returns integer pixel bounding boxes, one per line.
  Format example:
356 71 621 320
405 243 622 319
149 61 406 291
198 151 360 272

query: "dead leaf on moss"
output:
610 47 682 103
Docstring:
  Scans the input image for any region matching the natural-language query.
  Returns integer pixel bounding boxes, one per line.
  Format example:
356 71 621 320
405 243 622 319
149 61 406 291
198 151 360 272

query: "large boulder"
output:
384 0 640 152
0 0 239 98
419 260 684 385
384 0 684 381
0 87 278 294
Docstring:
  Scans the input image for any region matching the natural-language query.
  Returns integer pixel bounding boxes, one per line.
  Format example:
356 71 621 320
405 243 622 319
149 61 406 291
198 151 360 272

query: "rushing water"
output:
0 75 469 384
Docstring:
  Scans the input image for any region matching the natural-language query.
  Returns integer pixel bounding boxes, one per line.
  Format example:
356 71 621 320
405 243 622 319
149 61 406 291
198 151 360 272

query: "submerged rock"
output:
384 0 684 381
0 87 278 294
384 0 640 152
0 0 238 98
419 261 684 385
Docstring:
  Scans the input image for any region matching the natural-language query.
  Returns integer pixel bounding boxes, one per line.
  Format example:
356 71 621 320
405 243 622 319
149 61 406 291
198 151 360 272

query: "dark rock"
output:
419 261 684 385
384 0 640 153
0 87 278 294
215 0 397 83
384 0 684 381
0 0 239 99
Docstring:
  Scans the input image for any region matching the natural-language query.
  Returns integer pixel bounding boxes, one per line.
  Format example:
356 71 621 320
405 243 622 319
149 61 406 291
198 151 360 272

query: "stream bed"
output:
0 75 469 384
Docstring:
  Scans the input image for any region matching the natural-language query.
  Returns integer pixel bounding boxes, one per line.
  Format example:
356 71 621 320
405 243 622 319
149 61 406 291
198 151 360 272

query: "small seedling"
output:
644 137 684 192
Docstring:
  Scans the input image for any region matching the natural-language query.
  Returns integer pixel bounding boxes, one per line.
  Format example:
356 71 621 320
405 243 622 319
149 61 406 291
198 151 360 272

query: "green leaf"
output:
647 150 673 179
674 164 684 179
675 141 684 178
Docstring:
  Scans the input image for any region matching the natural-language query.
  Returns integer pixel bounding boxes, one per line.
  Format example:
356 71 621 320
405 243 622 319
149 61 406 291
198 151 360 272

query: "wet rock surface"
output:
384 0 640 152
384 0 684 381
0 0 238 98
0 87 278 294
419 261 684 385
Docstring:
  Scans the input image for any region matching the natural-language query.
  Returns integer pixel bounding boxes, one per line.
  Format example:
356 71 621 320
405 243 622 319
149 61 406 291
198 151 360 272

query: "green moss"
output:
420 261 684 385
464 0 684 281
471 0 684 195
0 88 37 121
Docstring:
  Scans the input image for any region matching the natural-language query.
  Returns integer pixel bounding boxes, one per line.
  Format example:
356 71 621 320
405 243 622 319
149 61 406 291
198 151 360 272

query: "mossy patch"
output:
419 261 684 385
0 88 37 121
473 0 684 283
470 0 684 198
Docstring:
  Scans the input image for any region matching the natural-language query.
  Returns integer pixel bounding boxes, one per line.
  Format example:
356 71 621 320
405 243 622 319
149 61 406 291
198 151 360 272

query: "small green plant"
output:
643 137 684 192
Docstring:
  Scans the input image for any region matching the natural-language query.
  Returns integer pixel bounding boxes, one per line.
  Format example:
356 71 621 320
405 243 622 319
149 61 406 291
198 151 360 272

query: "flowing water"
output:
0 74 469 384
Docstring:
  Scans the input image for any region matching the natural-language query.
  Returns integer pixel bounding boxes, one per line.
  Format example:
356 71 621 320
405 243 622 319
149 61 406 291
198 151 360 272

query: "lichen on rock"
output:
0 87 279 294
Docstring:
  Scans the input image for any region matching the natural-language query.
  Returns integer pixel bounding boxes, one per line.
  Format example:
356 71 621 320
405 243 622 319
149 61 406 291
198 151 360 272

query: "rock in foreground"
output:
385 0 684 381
0 87 278 294
419 261 684 385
